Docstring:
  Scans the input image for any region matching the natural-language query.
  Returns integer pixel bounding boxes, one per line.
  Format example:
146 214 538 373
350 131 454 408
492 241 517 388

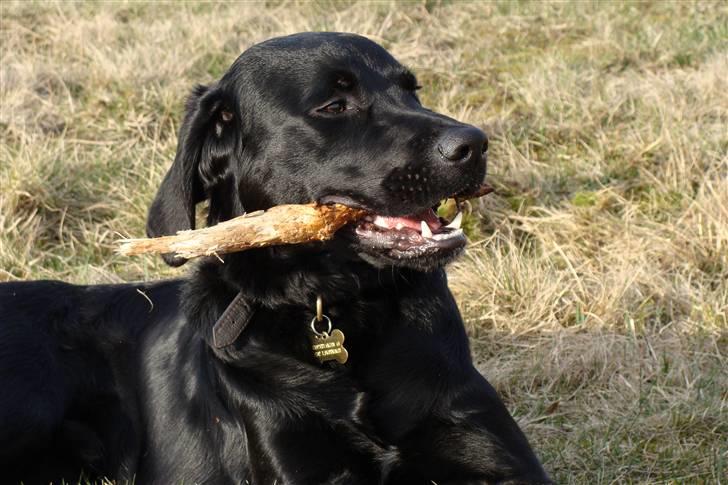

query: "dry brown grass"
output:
1 1 726 483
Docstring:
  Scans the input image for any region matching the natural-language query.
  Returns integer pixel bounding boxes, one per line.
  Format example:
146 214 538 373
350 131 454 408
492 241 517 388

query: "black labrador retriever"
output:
0 33 550 484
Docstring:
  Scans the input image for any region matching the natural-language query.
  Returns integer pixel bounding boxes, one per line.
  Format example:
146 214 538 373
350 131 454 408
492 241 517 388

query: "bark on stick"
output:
117 204 366 260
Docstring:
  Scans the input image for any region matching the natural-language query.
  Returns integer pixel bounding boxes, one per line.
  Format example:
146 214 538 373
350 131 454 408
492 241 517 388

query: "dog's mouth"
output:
354 204 465 256
320 184 493 270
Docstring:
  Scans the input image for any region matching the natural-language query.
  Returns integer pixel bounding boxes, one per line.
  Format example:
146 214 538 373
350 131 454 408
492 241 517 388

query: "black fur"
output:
0 33 550 484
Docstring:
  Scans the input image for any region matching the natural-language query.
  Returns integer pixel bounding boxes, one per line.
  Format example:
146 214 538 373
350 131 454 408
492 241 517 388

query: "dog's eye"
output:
319 100 347 114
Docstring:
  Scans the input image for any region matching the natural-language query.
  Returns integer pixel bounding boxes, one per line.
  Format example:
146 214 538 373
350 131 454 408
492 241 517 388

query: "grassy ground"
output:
1 1 726 483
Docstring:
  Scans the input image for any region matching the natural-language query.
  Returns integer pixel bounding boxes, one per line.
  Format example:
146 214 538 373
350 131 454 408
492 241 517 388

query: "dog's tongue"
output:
373 208 442 231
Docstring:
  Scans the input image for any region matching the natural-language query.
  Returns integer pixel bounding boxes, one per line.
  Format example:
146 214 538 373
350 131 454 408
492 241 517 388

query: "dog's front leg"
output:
366 339 549 483
393 370 551 484
361 274 551 484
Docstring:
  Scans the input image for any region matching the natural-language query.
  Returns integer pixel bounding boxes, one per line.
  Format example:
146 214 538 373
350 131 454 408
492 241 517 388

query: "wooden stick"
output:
117 204 367 260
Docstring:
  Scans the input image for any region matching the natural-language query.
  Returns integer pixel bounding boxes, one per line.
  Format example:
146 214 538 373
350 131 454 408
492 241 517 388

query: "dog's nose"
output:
437 126 487 164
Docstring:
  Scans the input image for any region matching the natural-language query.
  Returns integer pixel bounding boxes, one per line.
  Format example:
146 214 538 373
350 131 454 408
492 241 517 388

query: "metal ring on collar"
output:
310 315 332 337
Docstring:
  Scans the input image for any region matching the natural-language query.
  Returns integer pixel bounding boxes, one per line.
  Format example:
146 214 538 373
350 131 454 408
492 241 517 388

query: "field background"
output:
1 1 726 483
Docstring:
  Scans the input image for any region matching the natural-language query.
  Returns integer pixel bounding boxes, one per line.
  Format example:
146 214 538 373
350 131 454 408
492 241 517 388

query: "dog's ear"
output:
147 83 239 266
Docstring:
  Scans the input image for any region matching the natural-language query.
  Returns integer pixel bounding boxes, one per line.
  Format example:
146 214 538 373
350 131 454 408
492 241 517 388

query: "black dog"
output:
0 33 550 484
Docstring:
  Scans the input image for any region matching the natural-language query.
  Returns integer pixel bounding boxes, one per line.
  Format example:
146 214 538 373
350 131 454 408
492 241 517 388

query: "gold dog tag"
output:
310 328 348 364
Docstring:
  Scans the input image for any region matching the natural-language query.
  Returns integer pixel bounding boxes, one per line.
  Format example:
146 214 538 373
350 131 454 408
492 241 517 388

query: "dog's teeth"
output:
420 221 433 238
432 229 463 240
446 211 463 229
395 223 404 230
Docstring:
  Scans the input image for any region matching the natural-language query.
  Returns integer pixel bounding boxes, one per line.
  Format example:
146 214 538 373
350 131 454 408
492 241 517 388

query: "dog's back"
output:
0 279 181 482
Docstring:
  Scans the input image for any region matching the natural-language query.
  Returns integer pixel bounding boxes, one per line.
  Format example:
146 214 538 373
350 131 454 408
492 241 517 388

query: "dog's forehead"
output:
256 32 396 60
243 32 405 81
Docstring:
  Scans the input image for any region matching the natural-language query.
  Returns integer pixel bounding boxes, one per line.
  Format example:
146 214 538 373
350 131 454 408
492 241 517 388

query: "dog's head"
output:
148 33 488 271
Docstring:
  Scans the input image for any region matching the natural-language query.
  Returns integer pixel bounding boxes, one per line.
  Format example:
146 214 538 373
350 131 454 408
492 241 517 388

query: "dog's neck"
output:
181 246 446 350
212 246 426 305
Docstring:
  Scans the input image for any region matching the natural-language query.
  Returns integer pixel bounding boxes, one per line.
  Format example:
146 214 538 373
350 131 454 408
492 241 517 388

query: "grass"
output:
1 1 726 483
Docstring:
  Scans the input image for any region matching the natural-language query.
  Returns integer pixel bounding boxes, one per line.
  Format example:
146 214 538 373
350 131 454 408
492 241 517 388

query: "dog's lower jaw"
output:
354 245 466 271
357 251 390 269
333 228 467 271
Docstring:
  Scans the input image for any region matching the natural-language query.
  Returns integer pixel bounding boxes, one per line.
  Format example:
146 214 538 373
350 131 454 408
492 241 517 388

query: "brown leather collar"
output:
212 291 254 348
